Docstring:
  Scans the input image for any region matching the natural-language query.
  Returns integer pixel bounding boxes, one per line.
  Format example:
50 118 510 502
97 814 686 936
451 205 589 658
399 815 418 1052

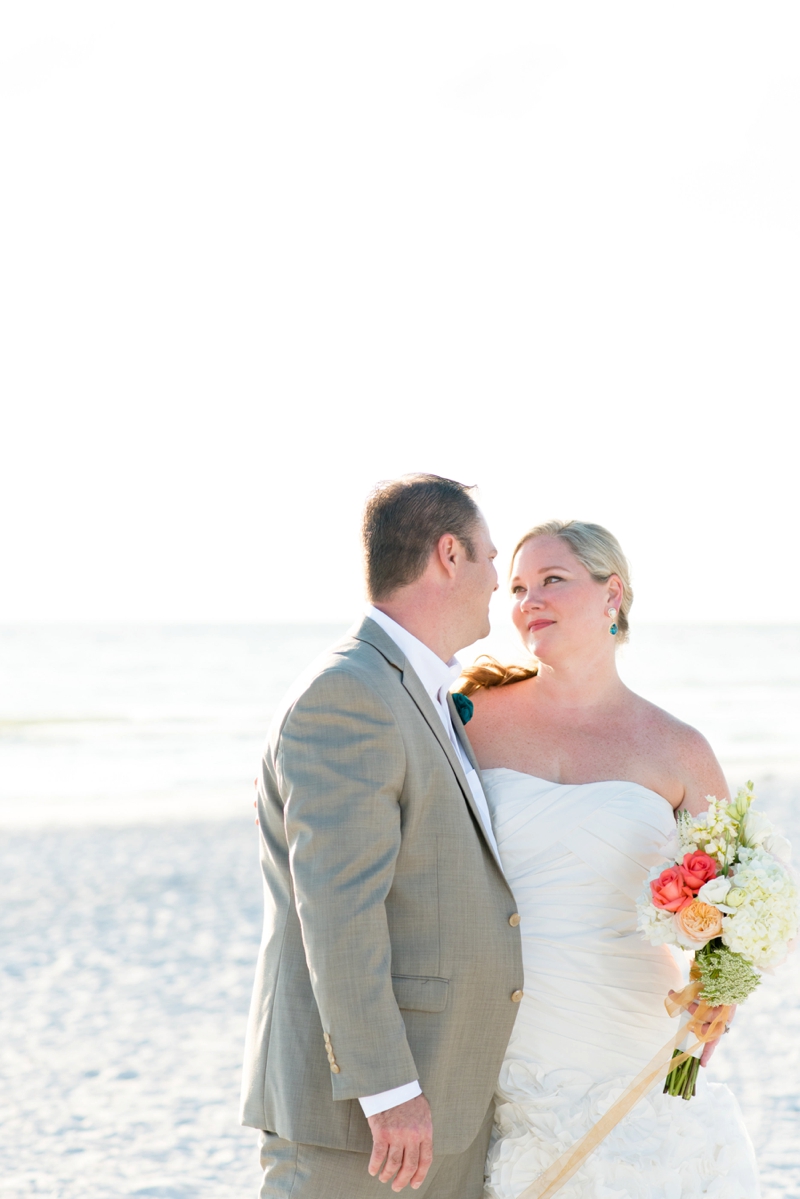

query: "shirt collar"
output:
365 605 461 704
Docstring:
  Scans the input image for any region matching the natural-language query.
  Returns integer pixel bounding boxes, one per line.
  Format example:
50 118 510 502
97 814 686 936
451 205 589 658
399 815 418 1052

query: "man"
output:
241 474 523 1198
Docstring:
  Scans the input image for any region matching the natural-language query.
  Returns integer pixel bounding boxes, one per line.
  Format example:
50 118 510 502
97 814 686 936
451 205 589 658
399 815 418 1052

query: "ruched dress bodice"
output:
482 769 760 1199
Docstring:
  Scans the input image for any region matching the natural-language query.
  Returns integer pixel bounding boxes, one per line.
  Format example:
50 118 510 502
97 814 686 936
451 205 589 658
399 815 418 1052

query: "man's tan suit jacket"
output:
240 617 523 1156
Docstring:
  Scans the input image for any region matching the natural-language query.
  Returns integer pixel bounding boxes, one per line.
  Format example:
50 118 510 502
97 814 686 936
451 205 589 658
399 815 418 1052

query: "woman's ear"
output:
607 574 624 609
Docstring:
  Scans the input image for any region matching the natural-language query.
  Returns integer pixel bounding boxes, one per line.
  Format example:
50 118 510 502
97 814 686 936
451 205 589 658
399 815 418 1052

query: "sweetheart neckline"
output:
480 766 676 812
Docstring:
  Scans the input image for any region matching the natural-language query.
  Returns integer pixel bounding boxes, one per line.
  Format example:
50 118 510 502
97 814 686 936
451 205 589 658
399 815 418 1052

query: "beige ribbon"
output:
664 974 731 1044
515 978 731 1199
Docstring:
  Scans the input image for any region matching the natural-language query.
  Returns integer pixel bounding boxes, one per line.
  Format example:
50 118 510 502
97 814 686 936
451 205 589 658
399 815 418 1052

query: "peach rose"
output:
674 900 724 945
650 866 694 912
681 852 718 893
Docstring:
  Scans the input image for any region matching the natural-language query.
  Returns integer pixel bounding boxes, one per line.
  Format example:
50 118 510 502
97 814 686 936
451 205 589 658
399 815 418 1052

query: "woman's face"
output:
509 536 622 662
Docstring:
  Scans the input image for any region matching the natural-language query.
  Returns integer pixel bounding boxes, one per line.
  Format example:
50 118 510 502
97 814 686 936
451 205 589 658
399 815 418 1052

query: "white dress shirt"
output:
357 606 499 1118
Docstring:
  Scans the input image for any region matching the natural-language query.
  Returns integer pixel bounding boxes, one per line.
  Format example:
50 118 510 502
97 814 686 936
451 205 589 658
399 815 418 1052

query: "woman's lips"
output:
527 619 554 631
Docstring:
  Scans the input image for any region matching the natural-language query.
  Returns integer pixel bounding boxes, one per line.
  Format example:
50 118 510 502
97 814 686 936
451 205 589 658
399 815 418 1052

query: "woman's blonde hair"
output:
458 519 633 695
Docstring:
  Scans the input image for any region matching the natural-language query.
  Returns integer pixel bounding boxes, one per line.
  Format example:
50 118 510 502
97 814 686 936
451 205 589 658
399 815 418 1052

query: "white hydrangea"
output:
721 847 799 968
636 868 680 947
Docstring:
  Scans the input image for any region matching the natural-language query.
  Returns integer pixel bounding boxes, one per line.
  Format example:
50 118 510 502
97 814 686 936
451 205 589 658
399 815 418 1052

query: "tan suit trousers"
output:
259 1103 494 1199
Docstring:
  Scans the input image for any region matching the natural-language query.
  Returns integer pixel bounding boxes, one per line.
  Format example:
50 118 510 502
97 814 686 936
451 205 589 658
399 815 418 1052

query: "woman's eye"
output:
543 576 563 585
511 585 524 595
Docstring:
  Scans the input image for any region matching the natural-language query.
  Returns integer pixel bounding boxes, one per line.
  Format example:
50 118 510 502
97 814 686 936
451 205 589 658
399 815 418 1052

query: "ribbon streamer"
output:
515 982 731 1199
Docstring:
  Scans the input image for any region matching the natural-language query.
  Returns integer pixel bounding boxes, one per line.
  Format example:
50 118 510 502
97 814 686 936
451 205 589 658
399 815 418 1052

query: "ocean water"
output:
0 623 349 825
1 623 799 1197
1 622 799 825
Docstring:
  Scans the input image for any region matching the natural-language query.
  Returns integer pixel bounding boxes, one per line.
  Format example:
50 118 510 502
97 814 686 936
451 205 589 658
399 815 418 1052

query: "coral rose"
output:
674 900 724 945
681 852 718 893
650 866 694 912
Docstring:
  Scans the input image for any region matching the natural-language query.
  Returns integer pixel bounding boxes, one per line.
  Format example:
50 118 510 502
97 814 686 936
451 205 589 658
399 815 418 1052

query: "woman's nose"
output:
519 590 541 611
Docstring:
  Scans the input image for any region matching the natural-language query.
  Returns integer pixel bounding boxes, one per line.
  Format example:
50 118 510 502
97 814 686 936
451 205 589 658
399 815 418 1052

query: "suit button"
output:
330 1064 341 1073
511 989 524 1003
508 913 521 927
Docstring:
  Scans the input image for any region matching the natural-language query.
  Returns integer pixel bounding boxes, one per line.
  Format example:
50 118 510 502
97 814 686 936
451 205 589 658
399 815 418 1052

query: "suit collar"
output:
403 671 500 871
355 618 477 765
353 618 501 871
364 606 461 705
354 617 466 785
350 615 407 671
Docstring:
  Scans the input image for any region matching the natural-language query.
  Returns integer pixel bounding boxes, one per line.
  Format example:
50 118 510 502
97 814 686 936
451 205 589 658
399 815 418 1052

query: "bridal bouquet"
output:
636 782 798 1099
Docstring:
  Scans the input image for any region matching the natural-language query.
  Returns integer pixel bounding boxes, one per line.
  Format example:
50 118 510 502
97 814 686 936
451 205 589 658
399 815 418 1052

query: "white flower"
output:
638 904 678 946
660 831 682 862
721 847 799 968
763 831 792 864
677 799 741 869
636 873 680 947
741 808 774 849
697 875 734 910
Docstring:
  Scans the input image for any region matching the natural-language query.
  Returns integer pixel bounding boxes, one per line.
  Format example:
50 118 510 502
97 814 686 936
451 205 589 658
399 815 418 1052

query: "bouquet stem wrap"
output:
664 965 731 1042
515 985 726 1199
662 966 731 1100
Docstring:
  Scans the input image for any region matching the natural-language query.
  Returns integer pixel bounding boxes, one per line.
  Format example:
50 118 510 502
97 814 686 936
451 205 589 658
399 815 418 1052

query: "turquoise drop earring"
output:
608 607 618 636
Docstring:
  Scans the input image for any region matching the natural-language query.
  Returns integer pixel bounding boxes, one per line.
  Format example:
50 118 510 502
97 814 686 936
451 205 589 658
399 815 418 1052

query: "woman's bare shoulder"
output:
469 677 537 716
465 681 534 762
629 692 728 811
466 679 537 756
632 692 713 753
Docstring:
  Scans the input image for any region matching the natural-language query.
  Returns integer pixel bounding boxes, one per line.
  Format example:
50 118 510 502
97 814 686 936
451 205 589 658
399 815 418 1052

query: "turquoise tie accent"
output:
452 692 474 724
609 623 618 636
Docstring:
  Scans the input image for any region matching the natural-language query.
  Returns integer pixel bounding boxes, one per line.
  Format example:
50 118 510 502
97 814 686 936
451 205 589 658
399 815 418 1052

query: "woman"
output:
461 520 759 1198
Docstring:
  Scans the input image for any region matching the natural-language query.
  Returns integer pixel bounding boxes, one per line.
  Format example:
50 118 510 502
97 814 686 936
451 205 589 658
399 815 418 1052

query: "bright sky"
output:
2 3 798 625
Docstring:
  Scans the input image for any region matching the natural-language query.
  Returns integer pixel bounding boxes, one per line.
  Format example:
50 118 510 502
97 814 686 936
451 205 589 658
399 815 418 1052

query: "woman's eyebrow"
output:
510 565 572 584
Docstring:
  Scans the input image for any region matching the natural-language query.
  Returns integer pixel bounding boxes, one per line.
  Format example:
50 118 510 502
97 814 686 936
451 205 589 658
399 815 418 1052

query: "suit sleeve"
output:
275 667 419 1101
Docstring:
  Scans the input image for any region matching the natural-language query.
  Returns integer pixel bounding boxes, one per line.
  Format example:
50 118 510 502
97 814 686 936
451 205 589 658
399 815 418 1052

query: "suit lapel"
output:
448 693 479 771
446 692 504 871
353 617 501 867
398 661 503 871
399 666 471 791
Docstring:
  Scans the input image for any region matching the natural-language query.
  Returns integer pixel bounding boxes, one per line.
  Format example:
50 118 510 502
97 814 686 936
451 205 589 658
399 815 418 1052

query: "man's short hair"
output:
362 473 480 601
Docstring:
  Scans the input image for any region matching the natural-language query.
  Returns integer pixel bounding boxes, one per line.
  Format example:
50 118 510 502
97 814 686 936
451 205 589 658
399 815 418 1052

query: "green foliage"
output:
696 941 761 1005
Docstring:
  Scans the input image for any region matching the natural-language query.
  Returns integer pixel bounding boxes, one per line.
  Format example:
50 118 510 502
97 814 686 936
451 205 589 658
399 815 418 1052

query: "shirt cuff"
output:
358 1080 422 1118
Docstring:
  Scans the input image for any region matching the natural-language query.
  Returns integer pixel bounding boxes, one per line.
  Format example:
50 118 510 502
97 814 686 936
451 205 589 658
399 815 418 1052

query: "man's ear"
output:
436 533 459 577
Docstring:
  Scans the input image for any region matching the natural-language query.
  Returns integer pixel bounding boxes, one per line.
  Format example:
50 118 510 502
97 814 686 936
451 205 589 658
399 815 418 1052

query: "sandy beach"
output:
4 785 800 1197
1 820 263 1197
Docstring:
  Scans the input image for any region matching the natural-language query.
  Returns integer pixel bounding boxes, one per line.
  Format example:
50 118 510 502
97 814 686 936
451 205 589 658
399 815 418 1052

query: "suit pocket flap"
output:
391 974 449 1013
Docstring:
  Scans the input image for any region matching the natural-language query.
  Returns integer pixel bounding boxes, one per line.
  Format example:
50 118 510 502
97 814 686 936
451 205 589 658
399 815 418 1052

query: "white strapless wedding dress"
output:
482 769 760 1199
